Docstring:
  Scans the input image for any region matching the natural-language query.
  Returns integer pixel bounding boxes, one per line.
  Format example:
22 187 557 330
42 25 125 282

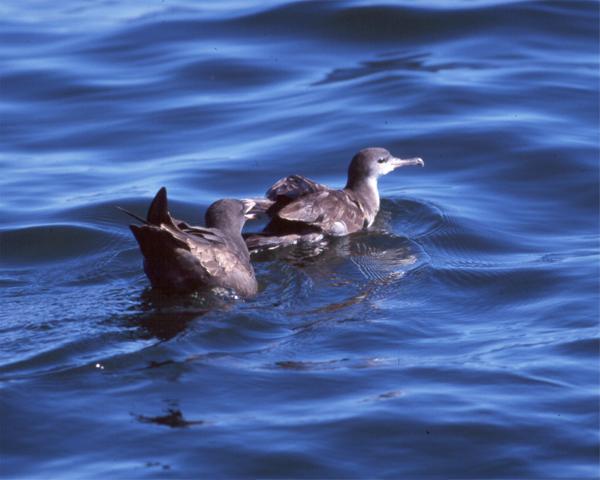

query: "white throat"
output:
348 176 380 227
365 176 380 210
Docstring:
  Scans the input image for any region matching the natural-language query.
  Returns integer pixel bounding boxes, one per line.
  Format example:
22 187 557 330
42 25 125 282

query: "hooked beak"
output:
241 200 257 220
389 156 425 169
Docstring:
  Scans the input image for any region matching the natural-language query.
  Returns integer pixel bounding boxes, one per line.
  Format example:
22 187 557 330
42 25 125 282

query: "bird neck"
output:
212 222 250 258
345 175 380 217
208 218 243 239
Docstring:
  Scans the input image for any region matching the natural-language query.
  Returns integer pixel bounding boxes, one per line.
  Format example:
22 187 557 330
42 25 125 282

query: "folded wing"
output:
266 174 328 202
277 190 365 236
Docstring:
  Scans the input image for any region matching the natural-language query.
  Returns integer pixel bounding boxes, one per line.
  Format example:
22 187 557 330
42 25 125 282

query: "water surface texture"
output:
1 1 599 478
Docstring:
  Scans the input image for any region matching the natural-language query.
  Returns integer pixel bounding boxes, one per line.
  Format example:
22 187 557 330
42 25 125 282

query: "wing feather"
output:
266 175 328 201
170 228 254 292
180 225 227 245
277 190 365 235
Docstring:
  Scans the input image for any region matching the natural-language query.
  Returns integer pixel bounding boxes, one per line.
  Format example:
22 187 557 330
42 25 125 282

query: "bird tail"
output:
116 186 177 227
127 187 187 257
146 187 176 227
116 206 148 225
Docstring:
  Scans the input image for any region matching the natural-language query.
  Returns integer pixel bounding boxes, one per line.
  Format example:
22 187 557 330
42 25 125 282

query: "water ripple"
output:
1 0 598 478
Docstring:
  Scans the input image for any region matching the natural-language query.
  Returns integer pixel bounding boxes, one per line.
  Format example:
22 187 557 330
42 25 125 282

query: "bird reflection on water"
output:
124 290 218 342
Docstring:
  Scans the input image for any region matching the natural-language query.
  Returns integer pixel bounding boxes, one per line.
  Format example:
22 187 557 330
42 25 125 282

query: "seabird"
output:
124 187 258 297
245 147 424 250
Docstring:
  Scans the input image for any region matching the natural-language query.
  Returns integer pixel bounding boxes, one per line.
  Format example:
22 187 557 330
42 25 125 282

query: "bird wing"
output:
266 175 329 201
276 189 366 236
240 175 331 218
164 225 253 279
180 225 227 245
186 235 250 277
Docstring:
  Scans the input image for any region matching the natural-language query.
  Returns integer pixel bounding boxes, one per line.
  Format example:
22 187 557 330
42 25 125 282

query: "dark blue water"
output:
1 1 598 478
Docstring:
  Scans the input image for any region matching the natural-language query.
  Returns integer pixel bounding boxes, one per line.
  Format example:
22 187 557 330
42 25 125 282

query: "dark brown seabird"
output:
245 147 424 251
127 187 258 297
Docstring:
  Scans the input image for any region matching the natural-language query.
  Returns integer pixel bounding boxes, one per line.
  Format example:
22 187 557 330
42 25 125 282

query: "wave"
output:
0 0 598 477
0 223 123 266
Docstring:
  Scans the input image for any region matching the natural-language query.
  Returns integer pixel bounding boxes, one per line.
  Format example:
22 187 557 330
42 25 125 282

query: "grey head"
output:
205 198 256 234
346 147 424 189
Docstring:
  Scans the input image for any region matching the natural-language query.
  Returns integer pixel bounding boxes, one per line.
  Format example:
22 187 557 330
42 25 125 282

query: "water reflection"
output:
123 290 220 341
133 407 204 428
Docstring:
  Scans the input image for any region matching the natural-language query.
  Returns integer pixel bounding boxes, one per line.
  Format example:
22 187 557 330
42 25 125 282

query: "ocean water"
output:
1 1 598 478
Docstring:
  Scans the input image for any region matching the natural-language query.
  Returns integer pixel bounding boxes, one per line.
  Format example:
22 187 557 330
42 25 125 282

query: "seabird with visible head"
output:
125 187 258 297
245 147 424 250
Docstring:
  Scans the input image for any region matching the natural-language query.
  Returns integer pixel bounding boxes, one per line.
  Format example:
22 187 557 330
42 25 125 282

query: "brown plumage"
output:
245 148 424 251
127 187 258 297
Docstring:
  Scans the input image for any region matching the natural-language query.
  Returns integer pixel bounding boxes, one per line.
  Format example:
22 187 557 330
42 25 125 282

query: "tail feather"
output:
128 187 187 258
147 187 176 227
116 206 148 224
130 223 188 258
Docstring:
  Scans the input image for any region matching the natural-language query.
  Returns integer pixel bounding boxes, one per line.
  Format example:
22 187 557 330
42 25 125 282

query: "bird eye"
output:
377 157 386 164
